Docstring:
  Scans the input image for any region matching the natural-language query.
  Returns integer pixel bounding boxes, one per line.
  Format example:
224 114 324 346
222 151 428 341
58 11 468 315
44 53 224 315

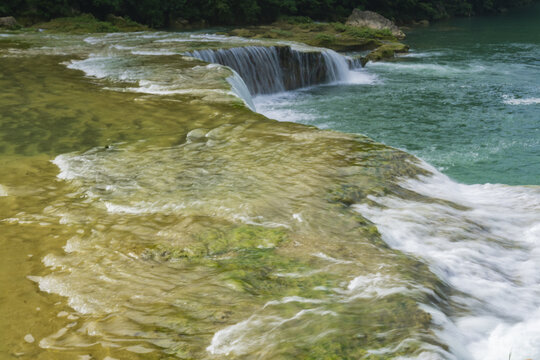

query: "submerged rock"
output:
346 10 405 39
0 16 21 30
142 223 289 261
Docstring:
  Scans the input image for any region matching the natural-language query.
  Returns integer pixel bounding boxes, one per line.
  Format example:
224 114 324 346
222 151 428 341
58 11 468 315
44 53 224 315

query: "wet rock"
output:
360 42 410 66
142 224 289 261
346 10 405 39
0 16 21 30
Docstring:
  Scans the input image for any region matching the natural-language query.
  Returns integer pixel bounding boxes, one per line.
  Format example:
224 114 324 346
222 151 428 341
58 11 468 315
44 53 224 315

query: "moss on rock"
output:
143 223 288 261
360 42 410 66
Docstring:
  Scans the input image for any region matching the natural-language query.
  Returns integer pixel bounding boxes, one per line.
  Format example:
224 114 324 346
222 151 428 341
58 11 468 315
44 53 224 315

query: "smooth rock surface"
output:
346 10 405 39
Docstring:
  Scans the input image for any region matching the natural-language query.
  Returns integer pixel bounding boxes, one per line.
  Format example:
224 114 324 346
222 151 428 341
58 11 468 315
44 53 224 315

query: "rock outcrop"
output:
360 42 409 66
346 10 405 39
0 16 20 29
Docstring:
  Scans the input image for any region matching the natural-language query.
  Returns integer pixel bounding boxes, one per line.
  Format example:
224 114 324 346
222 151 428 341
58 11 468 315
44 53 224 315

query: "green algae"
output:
143 224 289 261
214 249 337 297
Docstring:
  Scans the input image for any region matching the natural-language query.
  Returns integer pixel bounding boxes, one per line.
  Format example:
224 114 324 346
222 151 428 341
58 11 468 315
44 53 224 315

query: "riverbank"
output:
1 14 148 33
224 19 409 64
1 13 409 64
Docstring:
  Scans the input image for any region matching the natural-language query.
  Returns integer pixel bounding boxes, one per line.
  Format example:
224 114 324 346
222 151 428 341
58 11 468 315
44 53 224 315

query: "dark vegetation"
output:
1 0 538 28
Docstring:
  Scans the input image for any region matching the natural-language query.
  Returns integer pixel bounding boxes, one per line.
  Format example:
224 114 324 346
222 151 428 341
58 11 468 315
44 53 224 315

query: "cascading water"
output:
4 15 540 358
185 46 352 95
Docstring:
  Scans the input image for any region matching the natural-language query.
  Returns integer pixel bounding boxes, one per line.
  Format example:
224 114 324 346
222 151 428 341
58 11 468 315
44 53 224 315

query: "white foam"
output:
502 95 540 105
354 160 540 360
253 92 318 123
263 296 325 308
313 252 353 264
345 69 378 85
292 213 303 222
83 36 102 44
66 55 136 82
367 62 486 75
27 275 107 314
130 50 176 56
52 154 82 180
345 273 410 300
0 184 7 196
398 51 446 58
207 308 337 356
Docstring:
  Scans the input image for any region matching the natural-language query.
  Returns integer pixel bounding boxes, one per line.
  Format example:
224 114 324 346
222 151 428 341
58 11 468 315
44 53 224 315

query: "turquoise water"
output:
256 4 540 185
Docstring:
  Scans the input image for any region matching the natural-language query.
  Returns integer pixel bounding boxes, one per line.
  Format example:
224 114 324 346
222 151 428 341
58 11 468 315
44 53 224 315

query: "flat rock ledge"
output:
346 10 405 39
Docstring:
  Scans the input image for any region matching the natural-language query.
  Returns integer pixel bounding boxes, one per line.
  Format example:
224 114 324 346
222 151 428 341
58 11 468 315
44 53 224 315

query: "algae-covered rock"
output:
214 249 337 297
0 16 21 30
143 224 288 261
346 9 405 39
360 42 410 66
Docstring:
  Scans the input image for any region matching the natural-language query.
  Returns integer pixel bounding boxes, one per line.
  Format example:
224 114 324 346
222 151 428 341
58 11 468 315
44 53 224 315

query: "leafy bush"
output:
332 22 347 32
279 15 313 24
4 0 538 28
314 33 335 44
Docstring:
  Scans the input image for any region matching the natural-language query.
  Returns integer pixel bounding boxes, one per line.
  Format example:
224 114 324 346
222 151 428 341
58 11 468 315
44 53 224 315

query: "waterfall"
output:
226 69 256 111
185 46 352 95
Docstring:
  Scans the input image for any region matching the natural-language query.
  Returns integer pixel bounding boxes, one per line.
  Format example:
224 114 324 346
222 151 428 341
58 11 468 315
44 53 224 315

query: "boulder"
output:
346 10 405 39
0 16 21 30
360 42 410 66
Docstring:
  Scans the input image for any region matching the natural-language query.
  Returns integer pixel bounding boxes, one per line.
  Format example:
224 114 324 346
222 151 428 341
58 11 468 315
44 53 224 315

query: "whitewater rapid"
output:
354 160 540 360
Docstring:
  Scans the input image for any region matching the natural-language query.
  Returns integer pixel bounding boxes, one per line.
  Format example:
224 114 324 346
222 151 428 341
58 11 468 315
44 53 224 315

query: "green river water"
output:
255 4 540 185
1 5 539 360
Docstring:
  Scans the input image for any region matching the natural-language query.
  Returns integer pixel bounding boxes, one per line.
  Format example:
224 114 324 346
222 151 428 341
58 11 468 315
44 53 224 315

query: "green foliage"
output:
35 14 119 32
331 21 347 32
278 15 313 24
314 33 335 45
32 13 147 32
270 28 293 37
3 0 538 28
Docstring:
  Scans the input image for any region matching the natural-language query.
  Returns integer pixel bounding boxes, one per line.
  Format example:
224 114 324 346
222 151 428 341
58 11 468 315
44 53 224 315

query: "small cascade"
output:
185 46 352 95
226 70 256 111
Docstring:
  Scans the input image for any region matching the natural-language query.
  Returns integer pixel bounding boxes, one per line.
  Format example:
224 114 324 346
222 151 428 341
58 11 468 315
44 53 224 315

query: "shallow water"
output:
1 7 539 360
